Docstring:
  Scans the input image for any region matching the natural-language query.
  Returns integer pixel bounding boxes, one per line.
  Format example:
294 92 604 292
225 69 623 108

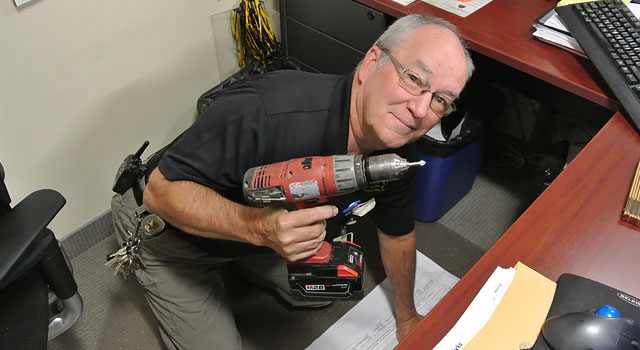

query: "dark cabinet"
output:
280 0 392 74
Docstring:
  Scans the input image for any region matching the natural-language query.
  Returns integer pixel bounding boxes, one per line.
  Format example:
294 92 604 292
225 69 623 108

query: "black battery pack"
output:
287 241 365 301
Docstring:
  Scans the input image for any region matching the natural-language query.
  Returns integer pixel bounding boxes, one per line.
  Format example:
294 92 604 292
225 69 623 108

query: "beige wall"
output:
1 0 280 238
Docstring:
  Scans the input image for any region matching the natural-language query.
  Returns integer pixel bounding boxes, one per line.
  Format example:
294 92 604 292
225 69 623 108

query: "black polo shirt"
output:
156 70 419 257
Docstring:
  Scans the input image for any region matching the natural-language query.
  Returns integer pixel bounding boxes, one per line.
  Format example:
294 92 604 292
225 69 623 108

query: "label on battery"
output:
289 180 321 200
349 247 363 268
303 284 349 293
305 285 326 291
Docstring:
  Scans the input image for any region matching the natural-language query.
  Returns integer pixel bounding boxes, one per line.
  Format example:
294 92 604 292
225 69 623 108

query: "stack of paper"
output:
435 262 557 350
532 8 586 58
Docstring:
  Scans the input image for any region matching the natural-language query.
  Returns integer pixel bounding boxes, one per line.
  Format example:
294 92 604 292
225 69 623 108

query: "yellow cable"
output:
232 0 282 68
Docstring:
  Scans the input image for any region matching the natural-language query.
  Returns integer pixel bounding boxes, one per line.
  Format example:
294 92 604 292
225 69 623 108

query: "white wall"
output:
1 0 280 238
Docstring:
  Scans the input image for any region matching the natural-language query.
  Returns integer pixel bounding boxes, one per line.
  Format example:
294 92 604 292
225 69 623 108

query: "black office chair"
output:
0 161 83 349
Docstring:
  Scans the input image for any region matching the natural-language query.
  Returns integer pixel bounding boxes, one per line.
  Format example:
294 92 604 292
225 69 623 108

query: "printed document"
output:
421 0 493 18
306 251 458 350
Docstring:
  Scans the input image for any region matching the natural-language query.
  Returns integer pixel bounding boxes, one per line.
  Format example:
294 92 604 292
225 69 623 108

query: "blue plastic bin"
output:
414 127 484 222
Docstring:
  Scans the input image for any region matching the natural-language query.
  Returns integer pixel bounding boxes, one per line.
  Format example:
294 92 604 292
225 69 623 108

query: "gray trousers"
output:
111 189 326 350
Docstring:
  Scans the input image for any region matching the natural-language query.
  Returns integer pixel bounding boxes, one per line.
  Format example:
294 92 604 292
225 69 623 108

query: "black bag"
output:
196 58 302 115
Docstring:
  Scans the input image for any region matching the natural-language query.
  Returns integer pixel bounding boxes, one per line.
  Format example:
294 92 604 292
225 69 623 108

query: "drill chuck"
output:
331 154 425 194
364 154 426 184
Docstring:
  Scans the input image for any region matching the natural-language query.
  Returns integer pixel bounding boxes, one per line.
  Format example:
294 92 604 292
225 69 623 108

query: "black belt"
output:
132 178 145 206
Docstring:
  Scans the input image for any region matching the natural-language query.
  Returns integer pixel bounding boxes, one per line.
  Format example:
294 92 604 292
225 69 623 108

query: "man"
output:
112 14 473 350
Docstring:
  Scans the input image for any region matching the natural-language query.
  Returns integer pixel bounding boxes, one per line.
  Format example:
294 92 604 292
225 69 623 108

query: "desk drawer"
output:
284 0 387 52
286 18 365 75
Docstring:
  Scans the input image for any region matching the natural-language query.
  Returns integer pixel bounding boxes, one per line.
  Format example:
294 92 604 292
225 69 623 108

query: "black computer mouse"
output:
542 312 640 350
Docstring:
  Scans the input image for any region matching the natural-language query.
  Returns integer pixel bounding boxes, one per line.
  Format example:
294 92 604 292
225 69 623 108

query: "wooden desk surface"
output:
397 111 640 349
357 0 619 110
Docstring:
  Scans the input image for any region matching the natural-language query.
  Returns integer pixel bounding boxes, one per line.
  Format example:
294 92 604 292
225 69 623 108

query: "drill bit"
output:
407 160 426 168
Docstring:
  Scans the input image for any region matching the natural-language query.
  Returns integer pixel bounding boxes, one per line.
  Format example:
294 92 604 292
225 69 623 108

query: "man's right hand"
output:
258 205 338 262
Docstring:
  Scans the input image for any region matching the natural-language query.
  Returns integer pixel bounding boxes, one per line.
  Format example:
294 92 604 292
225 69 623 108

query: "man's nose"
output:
407 92 432 119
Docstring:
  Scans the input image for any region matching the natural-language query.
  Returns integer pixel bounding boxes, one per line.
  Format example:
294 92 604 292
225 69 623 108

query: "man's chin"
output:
383 133 415 149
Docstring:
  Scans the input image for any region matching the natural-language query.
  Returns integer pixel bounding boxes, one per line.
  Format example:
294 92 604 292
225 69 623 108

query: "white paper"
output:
426 116 465 141
306 251 458 350
14 0 34 6
391 0 416 5
532 24 586 56
421 0 493 18
544 10 571 32
426 120 447 141
629 3 640 19
433 266 515 350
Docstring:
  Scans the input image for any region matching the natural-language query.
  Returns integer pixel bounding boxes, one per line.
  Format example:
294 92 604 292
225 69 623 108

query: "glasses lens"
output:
398 71 428 96
435 100 456 116
431 94 456 116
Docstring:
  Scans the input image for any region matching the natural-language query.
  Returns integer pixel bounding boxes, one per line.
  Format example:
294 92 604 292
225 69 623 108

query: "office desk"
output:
350 0 640 348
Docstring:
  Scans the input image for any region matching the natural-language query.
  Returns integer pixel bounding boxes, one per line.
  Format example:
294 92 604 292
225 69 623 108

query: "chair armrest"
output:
0 189 65 289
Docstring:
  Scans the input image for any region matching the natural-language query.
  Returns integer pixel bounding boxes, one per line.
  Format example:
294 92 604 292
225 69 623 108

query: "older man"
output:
112 14 473 350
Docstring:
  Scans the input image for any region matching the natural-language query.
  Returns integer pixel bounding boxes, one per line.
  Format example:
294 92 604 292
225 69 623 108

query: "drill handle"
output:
286 241 332 264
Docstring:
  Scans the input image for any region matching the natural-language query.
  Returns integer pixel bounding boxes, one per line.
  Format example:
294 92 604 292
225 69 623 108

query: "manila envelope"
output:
463 262 557 350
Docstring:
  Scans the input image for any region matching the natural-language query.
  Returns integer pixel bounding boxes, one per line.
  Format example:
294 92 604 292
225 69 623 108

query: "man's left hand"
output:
396 313 424 342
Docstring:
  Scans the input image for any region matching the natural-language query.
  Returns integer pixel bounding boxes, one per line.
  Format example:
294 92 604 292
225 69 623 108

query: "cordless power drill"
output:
242 154 425 301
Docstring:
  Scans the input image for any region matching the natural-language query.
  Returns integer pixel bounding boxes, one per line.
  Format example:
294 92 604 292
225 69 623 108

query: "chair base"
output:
48 292 83 340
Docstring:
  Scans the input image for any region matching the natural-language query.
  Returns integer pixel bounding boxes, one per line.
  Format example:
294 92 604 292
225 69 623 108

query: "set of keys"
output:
105 233 144 279
105 209 165 279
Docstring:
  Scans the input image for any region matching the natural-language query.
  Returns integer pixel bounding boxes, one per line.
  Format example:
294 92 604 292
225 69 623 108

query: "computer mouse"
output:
542 312 640 350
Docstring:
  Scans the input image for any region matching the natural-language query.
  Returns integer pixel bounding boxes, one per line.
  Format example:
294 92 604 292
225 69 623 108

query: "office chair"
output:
0 161 83 349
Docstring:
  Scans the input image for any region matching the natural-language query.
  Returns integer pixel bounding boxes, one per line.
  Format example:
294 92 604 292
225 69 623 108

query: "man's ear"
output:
357 46 382 82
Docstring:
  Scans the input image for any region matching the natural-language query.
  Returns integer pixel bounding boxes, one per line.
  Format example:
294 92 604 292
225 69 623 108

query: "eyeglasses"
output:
380 47 457 117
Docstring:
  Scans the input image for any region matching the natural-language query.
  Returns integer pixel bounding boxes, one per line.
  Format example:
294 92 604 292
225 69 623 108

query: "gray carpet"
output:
438 168 526 250
48 165 523 350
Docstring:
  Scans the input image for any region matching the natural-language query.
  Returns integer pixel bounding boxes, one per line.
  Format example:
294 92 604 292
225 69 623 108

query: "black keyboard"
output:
556 0 640 132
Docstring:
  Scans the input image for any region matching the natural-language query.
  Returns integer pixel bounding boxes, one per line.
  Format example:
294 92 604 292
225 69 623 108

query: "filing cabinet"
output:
279 0 392 74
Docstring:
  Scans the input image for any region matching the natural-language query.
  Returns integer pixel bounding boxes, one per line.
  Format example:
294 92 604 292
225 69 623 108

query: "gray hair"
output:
374 14 474 80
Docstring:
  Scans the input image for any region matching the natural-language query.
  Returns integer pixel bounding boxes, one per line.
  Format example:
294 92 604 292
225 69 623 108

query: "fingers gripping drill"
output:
242 154 425 301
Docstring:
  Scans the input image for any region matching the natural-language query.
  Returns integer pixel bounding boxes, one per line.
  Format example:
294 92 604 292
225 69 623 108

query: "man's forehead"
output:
400 25 464 70
414 60 433 77
403 27 467 94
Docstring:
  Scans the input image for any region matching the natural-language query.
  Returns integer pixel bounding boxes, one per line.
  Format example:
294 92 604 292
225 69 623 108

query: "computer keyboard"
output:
556 0 640 132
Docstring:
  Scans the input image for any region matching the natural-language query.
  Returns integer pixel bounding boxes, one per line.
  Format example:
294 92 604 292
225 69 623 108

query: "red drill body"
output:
243 155 368 209
242 153 424 301
243 153 423 209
